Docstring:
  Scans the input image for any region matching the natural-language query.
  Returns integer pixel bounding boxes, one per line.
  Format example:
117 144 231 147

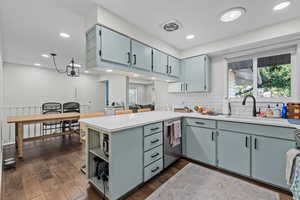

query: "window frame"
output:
226 47 297 102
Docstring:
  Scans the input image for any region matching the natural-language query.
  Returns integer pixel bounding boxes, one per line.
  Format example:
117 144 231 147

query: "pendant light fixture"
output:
50 53 80 77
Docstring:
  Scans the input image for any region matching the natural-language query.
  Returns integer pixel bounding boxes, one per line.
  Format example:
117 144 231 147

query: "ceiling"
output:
1 0 300 70
0 0 95 70
94 0 300 50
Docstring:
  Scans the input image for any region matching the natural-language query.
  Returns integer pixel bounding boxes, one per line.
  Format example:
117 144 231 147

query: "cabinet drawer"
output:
144 122 163 137
144 159 163 182
218 121 295 140
144 132 163 151
183 118 216 129
144 145 163 167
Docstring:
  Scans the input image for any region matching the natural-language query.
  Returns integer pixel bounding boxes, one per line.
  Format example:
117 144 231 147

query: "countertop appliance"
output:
164 118 182 168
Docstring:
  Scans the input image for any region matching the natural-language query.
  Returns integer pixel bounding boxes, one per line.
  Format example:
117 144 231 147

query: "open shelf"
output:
89 148 109 162
89 176 110 198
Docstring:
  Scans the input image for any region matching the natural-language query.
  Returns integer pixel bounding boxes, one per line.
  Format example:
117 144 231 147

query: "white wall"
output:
88 6 180 58
0 28 4 149
3 63 104 112
99 74 128 106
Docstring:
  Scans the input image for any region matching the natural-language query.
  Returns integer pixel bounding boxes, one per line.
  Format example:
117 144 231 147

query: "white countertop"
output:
80 111 300 133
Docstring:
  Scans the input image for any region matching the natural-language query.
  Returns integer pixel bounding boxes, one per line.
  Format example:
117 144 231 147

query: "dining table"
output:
7 112 104 158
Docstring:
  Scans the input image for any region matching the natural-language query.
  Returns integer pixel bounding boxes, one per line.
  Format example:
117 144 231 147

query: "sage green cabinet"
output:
182 55 209 92
184 126 216 166
218 131 251 176
169 55 210 93
168 56 180 77
152 49 168 74
252 136 295 188
131 40 152 72
100 27 131 66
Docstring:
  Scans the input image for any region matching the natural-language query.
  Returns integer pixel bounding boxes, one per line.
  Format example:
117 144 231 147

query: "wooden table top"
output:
7 112 104 123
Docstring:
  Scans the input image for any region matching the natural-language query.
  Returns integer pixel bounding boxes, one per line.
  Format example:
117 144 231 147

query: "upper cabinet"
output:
131 40 152 72
152 49 169 75
168 55 210 93
182 55 210 93
168 56 180 77
100 27 131 66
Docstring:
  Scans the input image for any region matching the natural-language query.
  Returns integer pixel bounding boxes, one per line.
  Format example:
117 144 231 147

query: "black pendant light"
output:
50 53 80 77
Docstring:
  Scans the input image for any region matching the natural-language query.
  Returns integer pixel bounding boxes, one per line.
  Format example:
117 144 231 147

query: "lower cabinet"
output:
182 119 296 189
218 131 251 176
184 126 216 166
252 136 295 189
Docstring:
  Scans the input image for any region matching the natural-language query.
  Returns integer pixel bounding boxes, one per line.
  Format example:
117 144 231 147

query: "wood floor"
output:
2 135 293 200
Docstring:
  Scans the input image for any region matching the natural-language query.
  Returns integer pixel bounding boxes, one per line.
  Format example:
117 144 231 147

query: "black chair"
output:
62 102 80 132
42 102 62 135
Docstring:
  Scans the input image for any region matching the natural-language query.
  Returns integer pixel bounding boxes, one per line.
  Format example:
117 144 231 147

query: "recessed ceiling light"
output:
42 54 50 58
133 73 139 77
273 1 291 11
220 7 246 22
34 63 41 66
59 32 70 38
106 69 112 72
84 70 89 74
186 34 195 40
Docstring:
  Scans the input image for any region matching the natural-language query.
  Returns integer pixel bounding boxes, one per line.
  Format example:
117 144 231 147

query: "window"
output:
257 54 291 98
129 88 138 105
228 59 253 98
228 52 292 99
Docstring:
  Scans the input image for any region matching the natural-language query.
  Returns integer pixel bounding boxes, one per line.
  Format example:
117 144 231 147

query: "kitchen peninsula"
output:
80 111 297 200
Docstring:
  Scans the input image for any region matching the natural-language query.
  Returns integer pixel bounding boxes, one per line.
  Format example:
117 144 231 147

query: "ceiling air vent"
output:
161 19 181 32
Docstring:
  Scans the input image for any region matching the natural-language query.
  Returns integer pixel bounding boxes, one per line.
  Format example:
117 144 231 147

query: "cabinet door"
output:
168 82 185 93
168 56 180 77
184 126 216 166
252 136 295 188
218 131 251 176
182 55 208 92
101 27 131 66
152 49 168 74
131 40 152 71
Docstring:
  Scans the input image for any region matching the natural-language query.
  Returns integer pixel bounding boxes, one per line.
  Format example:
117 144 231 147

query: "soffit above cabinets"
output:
92 0 300 50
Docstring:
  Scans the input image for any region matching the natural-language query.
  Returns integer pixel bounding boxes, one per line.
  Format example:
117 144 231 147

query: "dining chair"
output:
62 102 80 132
42 102 62 135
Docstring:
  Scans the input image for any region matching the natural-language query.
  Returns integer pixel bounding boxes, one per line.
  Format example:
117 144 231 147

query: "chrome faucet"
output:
242 95 259 117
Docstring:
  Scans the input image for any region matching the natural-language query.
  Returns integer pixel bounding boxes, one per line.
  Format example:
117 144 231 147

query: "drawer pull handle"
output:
150 127 159 131
151 166 160 173
151 153 160 158
151 139 160 144
195 122 205 125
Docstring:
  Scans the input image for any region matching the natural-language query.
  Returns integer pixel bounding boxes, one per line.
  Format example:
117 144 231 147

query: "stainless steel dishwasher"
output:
164 119 182 168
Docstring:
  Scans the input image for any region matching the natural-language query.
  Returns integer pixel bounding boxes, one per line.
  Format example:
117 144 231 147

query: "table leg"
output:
15 123 18 149
16 123 24 158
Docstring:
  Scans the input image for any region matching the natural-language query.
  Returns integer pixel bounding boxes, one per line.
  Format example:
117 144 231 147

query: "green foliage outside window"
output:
258 64 291 97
